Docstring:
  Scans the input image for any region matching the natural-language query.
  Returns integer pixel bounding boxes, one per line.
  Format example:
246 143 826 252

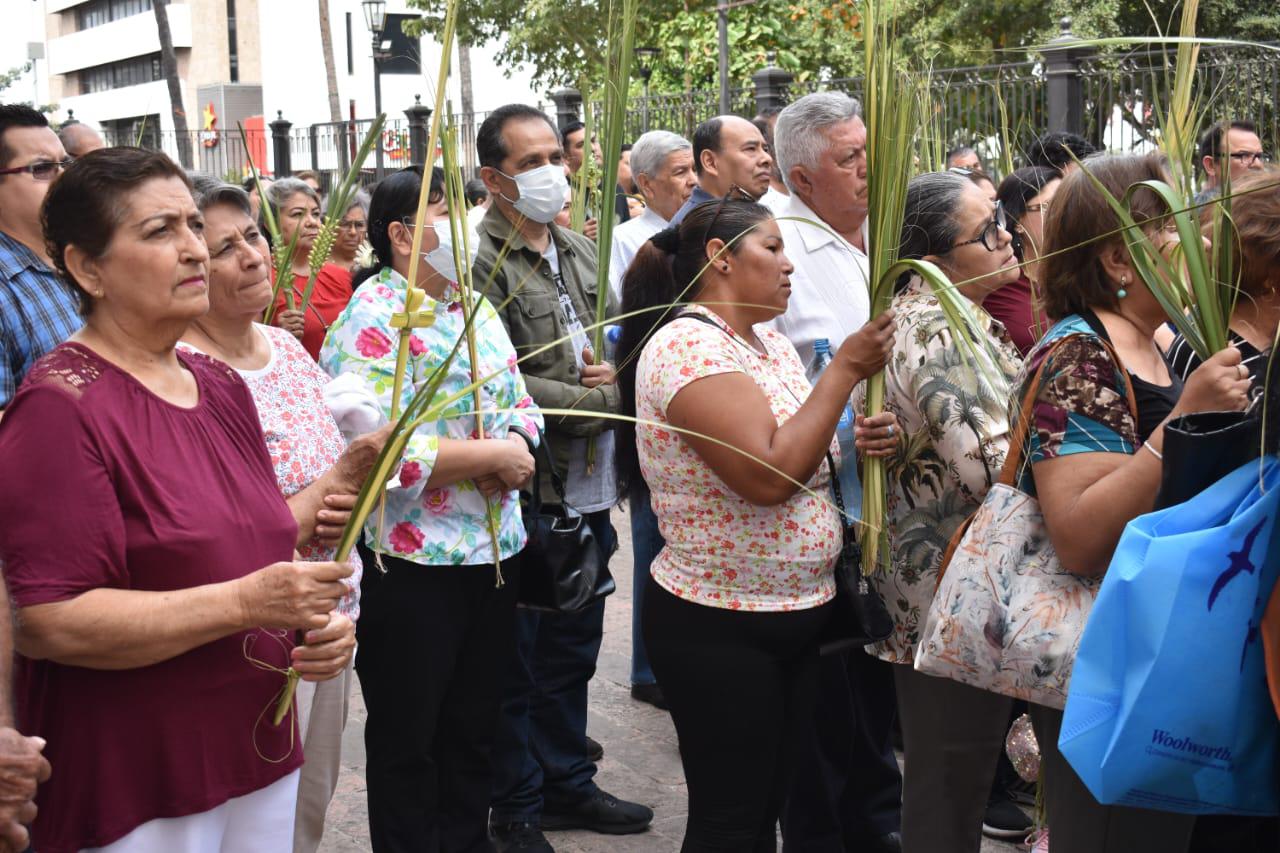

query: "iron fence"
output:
1079 41 1280 155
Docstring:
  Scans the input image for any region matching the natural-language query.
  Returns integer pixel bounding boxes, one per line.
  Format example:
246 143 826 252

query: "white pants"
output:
292 663 355 853
84 768 300 853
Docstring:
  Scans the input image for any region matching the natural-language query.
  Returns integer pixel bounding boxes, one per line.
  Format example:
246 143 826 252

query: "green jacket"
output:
474 206 619 490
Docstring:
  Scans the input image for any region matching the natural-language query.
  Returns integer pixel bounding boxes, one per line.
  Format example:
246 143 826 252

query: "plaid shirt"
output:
0 229 81 407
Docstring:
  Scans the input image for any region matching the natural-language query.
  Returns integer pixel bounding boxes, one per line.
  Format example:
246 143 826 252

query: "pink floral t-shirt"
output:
636 305 841 612
180 324 359 617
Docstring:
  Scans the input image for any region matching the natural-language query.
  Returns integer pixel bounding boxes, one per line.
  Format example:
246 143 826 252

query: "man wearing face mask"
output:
474 104 652 853
668 114 774 226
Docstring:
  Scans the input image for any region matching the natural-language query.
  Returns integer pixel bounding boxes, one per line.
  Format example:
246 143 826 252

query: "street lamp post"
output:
634 46 659 133
362 0 388 179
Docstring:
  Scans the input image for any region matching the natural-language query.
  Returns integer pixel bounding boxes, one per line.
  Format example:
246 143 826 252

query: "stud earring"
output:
1117 275 1127 300
721 264 730 272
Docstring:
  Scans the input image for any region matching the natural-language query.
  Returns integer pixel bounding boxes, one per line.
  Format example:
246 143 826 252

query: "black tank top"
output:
1082 309 1183 443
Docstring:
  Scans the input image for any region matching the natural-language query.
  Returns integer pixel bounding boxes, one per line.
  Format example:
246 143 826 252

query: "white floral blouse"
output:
636 304 842 612
854 279 1023 664
319 267 543 566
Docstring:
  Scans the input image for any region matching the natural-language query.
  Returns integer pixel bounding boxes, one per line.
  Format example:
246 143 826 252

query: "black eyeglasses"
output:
0 159 73 181
948 201 1007 253
1228 151 1270 166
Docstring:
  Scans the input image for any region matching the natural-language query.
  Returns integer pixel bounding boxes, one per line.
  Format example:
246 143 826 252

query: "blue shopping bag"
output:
1059 457 1280 815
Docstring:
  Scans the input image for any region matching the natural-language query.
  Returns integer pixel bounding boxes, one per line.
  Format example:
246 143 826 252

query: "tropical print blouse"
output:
854 279 1023 664
319 266 543 566
1020 314 1140 470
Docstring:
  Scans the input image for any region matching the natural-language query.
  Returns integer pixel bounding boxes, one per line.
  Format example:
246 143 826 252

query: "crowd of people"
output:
0 88 1275 853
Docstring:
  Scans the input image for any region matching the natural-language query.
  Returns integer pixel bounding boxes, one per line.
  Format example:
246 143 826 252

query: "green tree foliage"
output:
403 0 1279 95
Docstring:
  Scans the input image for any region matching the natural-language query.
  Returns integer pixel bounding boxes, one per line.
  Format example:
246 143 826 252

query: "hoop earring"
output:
1117 275 1128 300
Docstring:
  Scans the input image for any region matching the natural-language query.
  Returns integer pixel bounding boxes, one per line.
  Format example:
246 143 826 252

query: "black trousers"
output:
355 542 522 853
780 649 903 850
643 574 831 853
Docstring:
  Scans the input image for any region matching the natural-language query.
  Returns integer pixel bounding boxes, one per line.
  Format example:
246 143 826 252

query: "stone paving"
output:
319 509 1026 852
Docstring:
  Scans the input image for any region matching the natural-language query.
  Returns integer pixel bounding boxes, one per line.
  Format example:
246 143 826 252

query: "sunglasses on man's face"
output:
0 159 74 181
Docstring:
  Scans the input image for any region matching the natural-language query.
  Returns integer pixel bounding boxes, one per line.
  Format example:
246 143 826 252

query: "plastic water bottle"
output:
604 324 622 362
809 338 863 522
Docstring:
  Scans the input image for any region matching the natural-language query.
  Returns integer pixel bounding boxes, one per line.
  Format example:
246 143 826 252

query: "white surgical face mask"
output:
420 220 467 283
498 163 569 224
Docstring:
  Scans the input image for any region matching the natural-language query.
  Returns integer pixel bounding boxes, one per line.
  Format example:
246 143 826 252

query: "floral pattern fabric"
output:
1021 315 1138 471
181 324 360 618
319 267 543 565
636 304 841 612
854 280 1023 664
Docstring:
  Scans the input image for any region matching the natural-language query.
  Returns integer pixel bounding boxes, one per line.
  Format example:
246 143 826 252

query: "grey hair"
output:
773 92 862 192
327 187 369 219
629 130 692 180
898 171 970 272
188 173 252 216
264 177 320 212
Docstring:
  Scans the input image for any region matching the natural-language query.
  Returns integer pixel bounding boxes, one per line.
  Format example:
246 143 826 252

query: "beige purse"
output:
913 334 1136 709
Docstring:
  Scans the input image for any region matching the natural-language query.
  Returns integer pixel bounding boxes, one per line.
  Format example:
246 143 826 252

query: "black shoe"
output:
981 793 1034 840
585 734 604 762
863 832 902 853
541 789 654 835
630 682 670 710
491 820 555 852
1006 777 1038 806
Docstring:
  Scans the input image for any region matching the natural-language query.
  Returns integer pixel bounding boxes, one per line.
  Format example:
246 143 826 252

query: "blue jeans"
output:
490 510 616 822
628 483 663 687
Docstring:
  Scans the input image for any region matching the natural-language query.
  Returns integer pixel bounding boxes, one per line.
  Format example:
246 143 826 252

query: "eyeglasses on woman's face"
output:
948 200 1007 253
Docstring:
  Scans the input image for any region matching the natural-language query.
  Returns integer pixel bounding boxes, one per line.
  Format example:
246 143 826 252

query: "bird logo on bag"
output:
1208 518 1267 612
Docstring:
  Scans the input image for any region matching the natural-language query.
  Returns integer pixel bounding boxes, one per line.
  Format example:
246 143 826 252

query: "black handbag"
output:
819 451 895 655
1154 411 1263 510
517 440 617 613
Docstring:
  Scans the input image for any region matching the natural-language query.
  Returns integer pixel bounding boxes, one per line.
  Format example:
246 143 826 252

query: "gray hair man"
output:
768 91 872 366
607 130 697 300
766 91 907 853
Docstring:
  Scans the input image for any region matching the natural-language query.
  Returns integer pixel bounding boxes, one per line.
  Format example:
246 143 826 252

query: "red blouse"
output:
0 343 301 852
983 272 1049 357
272 262 354 359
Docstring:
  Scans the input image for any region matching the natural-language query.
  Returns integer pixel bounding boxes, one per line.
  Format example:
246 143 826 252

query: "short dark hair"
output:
945 144 978 167
0 103 50 168
692 117 725 176
996 166 1061 261
620 143 632 154
477 104 560 170
1025 131 1098 173
1198 120 1260 169
1040 152 1169 320
560 120 585 147
464 177 488 206
42 146 191 315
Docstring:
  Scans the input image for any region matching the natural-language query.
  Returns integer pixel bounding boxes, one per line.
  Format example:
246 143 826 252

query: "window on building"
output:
75 0 155 31
227 0 239 82
80 54 163 94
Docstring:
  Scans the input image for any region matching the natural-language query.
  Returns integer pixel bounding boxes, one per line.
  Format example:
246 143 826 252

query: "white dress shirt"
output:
608 205 668 305
767 194 871 369
758 185 791 214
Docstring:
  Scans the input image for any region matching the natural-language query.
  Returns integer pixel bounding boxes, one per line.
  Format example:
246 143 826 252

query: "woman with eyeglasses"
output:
987 166 1061 355
1014 152 1248 853
318 166 543 849
851 170 1024 853
615 198 897 851
327 191 371 273
264 178 355 359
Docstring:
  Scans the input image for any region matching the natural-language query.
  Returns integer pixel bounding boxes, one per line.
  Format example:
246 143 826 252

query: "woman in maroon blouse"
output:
0 148 356 852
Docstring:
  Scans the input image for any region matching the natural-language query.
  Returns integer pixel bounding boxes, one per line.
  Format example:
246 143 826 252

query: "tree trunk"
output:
153 0 191 167
458 39 475 119
318 0 342 123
